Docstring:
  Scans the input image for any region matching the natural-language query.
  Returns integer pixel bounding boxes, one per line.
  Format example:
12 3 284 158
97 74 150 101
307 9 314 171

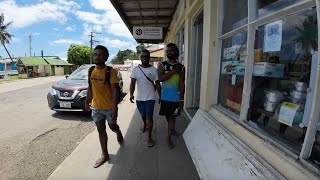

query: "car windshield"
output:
67 65 93 80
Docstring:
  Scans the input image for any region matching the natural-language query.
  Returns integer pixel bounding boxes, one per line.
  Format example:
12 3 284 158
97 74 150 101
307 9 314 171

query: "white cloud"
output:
104 37 136 50
65 26 75 32
89 0 114 11
53 28 59 31
0 0 80 28
50 39 83 45
75 0 133 39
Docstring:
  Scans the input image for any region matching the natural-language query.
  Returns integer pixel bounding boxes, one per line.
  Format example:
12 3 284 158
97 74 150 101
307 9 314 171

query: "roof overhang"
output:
110 0 179 44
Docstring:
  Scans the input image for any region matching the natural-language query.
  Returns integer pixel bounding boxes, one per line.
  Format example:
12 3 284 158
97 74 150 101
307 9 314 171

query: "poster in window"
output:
264 20 282 52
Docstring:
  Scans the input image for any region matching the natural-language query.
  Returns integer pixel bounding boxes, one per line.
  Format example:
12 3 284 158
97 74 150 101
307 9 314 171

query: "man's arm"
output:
179 67 186 109
85 68 93 111
155 80 161 97
130 78 136 103
111 83 119 120
157 63 180 82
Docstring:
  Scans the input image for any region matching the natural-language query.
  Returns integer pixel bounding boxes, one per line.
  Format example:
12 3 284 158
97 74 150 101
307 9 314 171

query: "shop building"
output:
111 0 320 179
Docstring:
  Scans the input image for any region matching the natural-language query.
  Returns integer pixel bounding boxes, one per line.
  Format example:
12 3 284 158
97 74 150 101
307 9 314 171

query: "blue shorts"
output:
91 108 116 124
136 100 155 119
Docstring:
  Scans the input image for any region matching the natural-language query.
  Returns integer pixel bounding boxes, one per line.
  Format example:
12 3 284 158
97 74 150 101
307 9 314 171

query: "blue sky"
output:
0 0 138 61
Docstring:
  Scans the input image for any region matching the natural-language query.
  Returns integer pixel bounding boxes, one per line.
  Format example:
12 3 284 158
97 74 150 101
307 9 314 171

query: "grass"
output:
0 76 21 84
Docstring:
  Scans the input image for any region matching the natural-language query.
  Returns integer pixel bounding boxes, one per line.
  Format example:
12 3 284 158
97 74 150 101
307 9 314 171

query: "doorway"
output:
186 11 203 118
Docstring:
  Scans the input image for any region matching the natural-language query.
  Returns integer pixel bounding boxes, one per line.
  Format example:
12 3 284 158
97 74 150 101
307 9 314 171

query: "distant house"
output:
43 56 71 75
16 56 71 78
0 58 18 77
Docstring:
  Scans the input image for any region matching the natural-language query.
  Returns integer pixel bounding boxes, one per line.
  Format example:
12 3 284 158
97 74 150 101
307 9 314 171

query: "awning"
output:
110 0 179 44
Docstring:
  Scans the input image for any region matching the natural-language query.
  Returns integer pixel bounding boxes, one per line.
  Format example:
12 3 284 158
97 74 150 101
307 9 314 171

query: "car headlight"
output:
49 87 57 96
78 90 87 97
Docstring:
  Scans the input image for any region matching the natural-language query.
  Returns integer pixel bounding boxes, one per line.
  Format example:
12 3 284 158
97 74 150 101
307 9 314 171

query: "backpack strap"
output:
104 66 112 85
88 66 95 88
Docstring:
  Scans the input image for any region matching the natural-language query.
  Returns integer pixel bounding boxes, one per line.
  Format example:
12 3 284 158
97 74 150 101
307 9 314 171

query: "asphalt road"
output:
0 82 95 180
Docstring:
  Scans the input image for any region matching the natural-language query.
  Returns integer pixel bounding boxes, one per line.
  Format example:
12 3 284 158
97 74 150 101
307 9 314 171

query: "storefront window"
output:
248 8 317 153
257 0 304 18
222 0 247 34
218 32 247 115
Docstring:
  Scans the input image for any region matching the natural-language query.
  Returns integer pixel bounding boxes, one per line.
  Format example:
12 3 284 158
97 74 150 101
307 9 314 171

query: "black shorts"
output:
159 100 180 118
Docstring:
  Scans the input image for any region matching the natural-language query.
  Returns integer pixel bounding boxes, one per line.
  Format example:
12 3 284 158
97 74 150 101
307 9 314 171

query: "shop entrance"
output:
186 12 203 117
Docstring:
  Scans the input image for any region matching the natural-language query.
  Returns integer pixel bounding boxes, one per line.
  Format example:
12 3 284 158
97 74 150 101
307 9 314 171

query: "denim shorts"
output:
91 108 116 124
136 100 155 119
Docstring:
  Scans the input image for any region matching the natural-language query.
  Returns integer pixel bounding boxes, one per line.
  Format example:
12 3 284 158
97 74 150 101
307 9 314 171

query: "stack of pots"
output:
264 90 285 112
290 82 308 104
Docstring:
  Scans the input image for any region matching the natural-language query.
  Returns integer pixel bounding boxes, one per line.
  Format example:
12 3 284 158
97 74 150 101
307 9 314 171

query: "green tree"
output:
0 13 14 62
67 45 91 65
112 49 136 64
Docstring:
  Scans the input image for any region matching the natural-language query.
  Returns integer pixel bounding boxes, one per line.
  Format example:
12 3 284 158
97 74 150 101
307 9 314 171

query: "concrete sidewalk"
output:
48 95 200 180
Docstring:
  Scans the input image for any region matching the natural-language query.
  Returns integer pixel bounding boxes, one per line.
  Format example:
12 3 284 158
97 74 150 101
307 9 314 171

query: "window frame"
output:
215 0 320 165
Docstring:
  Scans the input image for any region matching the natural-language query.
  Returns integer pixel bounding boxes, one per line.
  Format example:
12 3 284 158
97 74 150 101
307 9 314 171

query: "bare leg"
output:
94 121 109 168
140 116 147 133
147 118 154 146
108 123 124 144
166 115 174 149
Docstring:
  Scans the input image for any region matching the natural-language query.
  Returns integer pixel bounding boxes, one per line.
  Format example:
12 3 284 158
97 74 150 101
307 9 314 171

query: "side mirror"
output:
65 74 69 79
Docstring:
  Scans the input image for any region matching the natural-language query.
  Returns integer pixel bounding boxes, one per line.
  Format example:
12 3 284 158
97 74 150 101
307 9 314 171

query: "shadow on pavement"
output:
105 102 200 180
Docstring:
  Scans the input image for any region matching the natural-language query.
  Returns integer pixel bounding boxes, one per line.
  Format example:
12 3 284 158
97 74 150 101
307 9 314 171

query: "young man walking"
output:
158 43 185 149
85 45 124 168
130 49 161 147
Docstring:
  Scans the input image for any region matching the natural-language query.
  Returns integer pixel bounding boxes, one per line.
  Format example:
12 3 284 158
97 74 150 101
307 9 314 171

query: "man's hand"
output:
130 95 135 103
85 101 91 111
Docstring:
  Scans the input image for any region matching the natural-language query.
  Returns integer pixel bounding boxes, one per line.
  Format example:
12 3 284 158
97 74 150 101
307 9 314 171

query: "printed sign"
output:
133 27 163 39
264 20 282 52
278 102 299 126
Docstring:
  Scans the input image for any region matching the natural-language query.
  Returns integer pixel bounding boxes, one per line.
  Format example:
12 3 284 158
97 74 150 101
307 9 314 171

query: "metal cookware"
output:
290 90 307 100
265 90 284 102
264 101 280 112
294 81 308 92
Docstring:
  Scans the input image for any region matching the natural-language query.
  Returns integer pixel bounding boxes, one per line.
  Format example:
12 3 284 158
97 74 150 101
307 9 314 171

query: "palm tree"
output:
0 13 14 62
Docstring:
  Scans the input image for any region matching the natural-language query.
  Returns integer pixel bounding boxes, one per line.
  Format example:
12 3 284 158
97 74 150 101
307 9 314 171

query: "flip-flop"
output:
139 127 147 134
168 143 174 149
93 155 109 168
147 140 154 147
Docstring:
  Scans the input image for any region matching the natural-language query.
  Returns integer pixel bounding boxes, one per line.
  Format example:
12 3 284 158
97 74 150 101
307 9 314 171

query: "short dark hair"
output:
166 43 179 54
94 45 109 59
141 49 150 56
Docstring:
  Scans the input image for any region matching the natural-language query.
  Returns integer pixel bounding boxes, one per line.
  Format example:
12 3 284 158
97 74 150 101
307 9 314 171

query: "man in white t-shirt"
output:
130 49 161 147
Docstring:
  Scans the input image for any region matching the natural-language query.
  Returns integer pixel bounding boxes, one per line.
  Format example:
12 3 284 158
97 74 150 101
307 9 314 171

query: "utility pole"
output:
89 31 101 64
28 33 32 57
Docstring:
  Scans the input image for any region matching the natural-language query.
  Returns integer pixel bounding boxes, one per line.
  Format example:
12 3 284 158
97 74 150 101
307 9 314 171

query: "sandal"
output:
93 155 109 168
147 139 154 147
139 126 147 134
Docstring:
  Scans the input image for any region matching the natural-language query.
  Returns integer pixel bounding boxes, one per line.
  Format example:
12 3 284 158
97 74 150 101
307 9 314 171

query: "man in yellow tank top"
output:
85 45 124 168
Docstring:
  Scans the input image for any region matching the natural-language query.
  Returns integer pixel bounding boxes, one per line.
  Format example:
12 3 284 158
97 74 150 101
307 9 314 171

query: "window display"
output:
248 8 317 155
218 32 247 115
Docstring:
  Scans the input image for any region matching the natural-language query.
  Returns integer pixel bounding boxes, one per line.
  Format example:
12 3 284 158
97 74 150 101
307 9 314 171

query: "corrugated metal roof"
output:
19 57 49 66
110 0 178 43
44 57 71 65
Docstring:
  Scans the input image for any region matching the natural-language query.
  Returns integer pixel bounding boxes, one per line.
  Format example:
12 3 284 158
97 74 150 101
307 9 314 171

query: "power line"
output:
90 31 101 64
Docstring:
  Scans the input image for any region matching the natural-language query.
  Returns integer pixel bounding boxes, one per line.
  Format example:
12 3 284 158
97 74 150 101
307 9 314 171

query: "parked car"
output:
47 64 123 112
